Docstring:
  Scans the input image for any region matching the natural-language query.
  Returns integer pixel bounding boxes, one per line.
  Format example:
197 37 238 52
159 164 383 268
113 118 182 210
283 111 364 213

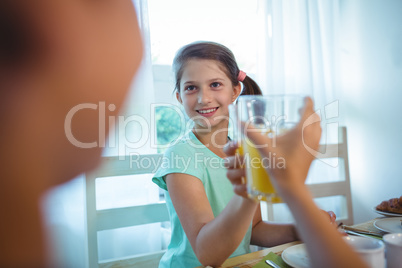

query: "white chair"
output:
263 126 354 225
85 154 169 268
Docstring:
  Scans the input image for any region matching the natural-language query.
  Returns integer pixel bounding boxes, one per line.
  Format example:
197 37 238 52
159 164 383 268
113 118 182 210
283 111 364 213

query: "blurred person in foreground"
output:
0 0 143 267
224 97 368 268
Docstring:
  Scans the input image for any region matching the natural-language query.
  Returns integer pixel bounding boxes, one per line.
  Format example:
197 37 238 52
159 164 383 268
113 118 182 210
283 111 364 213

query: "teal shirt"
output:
152 131 252 268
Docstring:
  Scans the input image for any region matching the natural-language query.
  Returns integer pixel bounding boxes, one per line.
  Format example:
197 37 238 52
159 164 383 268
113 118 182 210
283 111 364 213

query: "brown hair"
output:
172 41 262 96
0 1 37 71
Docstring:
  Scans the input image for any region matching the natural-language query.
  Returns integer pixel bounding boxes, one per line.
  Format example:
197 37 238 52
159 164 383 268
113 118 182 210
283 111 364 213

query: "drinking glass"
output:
230 95 304 202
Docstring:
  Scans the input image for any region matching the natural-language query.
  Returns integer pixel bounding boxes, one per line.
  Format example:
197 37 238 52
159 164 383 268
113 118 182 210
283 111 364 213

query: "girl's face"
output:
176 59 241 131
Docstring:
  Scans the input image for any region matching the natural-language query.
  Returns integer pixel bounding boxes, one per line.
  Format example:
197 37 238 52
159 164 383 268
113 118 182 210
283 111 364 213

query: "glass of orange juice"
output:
230 95 304 202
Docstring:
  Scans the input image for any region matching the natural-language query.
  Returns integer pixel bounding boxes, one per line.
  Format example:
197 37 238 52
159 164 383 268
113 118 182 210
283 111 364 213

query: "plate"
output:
282 244 310 268
372 207 402 217
373 217 402 233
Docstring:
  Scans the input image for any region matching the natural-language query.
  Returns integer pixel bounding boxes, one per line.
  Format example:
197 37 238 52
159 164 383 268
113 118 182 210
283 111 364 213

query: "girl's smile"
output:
197 107 219 117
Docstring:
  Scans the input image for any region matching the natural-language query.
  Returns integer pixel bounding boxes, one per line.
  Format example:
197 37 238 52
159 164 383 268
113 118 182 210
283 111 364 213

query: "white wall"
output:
337 0 402 223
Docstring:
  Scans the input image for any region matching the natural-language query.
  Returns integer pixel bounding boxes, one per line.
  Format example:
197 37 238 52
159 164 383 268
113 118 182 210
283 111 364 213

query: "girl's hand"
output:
323 210 347 236
224 142 248 198
325 210 337 226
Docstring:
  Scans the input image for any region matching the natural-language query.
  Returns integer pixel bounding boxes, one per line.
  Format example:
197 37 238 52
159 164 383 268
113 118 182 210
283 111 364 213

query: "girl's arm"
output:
166 173 258 267
250 204 336 248
250 204 298 247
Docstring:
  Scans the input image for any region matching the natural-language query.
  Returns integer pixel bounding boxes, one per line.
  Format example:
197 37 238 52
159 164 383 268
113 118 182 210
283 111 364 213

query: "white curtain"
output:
256 0 343 222
256 0 339 108
257 0 341 160
43 1 159 267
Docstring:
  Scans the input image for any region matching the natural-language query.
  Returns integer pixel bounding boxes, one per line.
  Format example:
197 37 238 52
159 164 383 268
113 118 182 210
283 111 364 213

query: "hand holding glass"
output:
229 95 305 202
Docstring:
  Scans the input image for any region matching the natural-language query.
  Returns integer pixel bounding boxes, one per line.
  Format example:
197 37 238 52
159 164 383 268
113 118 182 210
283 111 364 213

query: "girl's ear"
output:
232 82 242 102
176 91 183 104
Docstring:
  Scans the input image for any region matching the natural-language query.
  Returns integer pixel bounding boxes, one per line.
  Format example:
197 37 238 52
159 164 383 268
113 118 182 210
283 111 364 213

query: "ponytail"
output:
240 75 263 96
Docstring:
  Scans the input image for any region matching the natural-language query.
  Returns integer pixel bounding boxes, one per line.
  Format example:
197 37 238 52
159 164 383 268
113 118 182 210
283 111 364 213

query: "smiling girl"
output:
152 41 312 267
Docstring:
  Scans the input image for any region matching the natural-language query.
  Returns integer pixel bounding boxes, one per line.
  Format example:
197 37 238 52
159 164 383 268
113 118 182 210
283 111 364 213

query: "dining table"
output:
210 241 301 268
197 216 398 268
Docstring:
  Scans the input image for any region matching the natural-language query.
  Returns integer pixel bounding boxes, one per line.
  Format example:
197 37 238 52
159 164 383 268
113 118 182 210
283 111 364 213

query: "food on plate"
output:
376 196 402 214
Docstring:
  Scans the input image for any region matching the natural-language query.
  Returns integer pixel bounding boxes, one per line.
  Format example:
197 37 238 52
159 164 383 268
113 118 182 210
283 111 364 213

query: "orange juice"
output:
242 138 281 203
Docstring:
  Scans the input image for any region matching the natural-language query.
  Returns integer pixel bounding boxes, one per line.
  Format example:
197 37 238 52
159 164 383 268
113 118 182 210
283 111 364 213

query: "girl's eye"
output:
211 82 221 88
185 85 196 91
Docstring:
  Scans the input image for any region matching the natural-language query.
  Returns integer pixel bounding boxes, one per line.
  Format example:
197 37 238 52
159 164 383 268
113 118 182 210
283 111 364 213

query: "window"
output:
148 0 260 70
148 0 261 151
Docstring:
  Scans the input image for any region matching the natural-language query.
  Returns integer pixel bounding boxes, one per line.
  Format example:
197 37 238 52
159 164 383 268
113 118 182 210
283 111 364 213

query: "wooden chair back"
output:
263 126 354 225
85 154 169 268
